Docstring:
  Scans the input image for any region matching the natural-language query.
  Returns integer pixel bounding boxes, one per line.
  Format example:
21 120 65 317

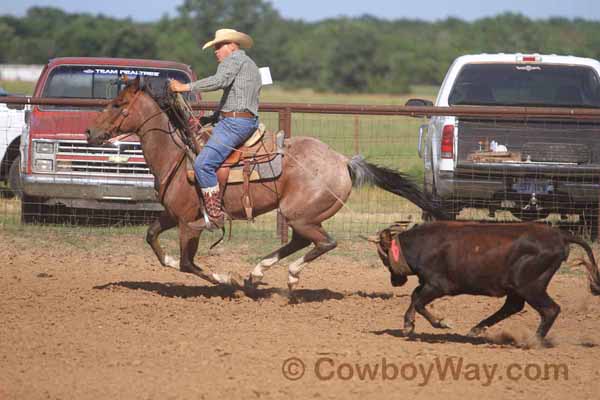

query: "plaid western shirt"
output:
190 50 261 116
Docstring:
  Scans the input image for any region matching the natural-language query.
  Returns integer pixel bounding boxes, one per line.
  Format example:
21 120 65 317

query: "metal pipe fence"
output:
2 95 600 242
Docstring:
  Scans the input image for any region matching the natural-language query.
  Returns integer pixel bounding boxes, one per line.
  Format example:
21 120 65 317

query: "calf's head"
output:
372 225 413 287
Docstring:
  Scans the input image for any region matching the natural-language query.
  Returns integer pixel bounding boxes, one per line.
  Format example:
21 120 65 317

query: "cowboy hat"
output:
202 29 253 50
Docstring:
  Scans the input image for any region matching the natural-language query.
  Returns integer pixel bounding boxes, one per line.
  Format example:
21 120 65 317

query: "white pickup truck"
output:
413 53 600 226
0 90 26 197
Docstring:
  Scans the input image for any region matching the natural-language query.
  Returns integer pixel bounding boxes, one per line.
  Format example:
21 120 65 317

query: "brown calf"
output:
374 221 600 339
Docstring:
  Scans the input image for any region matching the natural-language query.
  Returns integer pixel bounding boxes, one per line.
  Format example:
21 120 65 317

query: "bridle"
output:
108 89 143 135
105 88 170 143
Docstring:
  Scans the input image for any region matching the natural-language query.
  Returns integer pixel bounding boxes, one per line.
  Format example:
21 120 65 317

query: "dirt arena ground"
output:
1 229 599 400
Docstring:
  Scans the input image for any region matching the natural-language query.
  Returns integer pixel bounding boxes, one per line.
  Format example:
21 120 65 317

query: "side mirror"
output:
405 98 434 107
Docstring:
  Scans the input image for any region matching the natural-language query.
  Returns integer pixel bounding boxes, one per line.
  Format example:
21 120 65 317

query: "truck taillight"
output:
441 125 454 159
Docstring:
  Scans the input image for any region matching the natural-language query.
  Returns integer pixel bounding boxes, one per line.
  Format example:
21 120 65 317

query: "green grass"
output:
0 80 35 95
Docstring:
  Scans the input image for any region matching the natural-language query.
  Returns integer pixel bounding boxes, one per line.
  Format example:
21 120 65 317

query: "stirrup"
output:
187 212 224 232
206 214 225 231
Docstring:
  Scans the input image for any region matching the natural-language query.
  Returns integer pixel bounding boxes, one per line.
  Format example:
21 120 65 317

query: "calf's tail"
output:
563 232 600 295
347 155 449 220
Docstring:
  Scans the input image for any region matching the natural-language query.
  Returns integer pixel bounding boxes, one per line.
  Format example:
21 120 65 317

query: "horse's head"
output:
86 77 147 145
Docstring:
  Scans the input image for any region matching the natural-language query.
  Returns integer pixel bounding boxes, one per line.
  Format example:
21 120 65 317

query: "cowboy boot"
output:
188 185 224 231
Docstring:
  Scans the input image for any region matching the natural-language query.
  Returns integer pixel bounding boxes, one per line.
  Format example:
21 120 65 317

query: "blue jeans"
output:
194 117 259 188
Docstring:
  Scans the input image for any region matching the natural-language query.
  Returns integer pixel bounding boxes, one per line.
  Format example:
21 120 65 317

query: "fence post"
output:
354 115 360 154
277 108 292 243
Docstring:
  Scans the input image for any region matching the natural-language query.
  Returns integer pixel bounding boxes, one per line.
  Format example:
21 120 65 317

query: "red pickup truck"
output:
20 57 197 222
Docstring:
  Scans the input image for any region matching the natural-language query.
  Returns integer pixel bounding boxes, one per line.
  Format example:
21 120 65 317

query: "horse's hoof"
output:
467 328 483 337
287 274 299 292
438 319 453 329
402 328 416 339
229 272 245 289
248 273 263 286
211 273 232 285
163 255 179 269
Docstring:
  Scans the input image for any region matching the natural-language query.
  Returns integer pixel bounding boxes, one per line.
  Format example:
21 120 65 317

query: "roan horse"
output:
86 78 446 290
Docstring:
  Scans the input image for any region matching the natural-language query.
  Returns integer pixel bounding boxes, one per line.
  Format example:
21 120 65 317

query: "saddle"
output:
186 122 285 220
164 93 284 221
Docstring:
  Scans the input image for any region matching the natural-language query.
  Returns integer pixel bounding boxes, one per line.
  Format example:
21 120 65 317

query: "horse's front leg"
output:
146 211 178 268
177 224 225 285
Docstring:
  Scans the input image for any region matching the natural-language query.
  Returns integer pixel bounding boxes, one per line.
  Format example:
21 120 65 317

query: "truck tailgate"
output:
456 119 600 177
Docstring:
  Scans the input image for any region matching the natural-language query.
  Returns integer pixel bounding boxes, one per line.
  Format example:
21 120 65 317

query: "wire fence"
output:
2 96 600 244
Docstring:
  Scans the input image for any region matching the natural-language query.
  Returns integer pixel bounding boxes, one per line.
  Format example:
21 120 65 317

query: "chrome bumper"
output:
22 174 163 211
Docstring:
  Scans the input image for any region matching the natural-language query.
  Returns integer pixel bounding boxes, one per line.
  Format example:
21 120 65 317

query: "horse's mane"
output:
136 77 194 136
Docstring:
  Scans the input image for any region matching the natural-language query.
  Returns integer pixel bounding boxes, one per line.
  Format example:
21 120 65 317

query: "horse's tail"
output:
562 231 600 295
347 155 448 220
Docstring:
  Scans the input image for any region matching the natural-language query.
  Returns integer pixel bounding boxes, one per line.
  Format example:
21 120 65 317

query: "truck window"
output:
448 64 600 108
41 65 194 109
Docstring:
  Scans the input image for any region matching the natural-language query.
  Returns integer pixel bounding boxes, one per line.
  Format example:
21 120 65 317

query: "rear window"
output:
41 65 195 109
448 63 600 108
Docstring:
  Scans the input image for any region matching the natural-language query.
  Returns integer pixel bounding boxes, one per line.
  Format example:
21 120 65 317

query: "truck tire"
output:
8 156 23 198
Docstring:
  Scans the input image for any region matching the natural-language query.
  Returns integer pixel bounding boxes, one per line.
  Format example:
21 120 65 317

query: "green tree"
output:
5 6 600 94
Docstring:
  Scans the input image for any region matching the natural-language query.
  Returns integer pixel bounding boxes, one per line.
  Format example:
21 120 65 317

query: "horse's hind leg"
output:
249 231 311 284
146 211 178 268
286 224 337 291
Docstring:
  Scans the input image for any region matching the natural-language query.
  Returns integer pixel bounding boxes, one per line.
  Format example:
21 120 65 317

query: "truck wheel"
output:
8 156 23 198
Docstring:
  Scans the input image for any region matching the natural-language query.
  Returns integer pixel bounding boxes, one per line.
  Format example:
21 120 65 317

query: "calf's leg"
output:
404 284 448 335
523 291 561 339
468 293 525 337
517 262 562 339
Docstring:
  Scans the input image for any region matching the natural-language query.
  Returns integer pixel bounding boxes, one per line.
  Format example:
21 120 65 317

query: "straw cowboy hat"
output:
202 29 254 50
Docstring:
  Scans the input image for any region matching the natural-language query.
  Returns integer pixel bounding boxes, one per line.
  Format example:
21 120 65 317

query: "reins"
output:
125 89 223 241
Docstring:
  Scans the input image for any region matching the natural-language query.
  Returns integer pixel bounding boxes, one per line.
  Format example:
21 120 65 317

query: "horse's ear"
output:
123 76 141 91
